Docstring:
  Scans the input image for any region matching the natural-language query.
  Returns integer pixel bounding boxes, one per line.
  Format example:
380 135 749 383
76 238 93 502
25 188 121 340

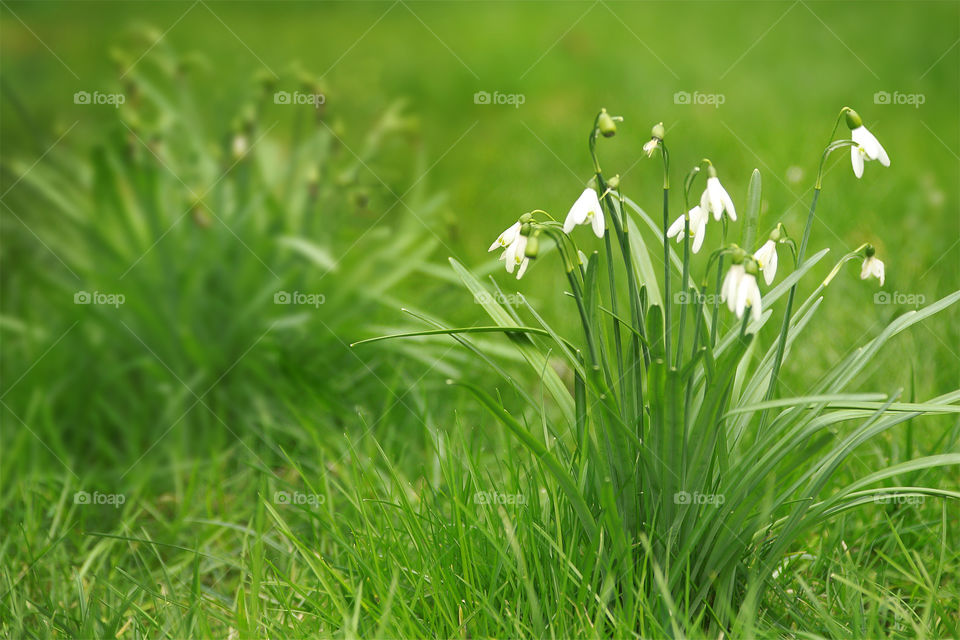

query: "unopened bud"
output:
598 109 617 138
845 109 863 130
651 122 665 140
524 233 540 259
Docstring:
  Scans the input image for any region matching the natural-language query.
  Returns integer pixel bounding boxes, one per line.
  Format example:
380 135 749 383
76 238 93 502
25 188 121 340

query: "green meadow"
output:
2 2 958 637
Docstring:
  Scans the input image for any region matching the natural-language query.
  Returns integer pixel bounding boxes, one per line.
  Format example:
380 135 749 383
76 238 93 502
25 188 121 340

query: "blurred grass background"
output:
4 0 956 390
1 2 959 635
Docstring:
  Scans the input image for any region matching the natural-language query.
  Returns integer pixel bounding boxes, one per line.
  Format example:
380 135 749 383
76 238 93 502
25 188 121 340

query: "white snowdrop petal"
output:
851 146 865 178
764 249 777 285
516 258 529 279
667 214 686 238
691 221 706 253
591 209 605 237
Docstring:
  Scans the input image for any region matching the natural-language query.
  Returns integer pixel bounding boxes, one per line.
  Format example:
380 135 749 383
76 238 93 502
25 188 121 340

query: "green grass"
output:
2 2 959 638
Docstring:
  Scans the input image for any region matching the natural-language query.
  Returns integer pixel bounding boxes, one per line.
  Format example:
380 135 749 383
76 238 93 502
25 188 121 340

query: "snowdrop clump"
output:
370 105 960 634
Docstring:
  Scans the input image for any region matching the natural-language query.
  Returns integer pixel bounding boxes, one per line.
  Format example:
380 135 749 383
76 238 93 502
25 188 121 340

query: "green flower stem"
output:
766 108 859 404
676 216 691 369
707 259 722 348
543 227 598 366
607 189 650 367
604 229 627 408
660 142 672 363
764 187 818 406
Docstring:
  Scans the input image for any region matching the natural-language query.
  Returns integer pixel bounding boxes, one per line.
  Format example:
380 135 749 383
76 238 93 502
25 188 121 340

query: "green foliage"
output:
369 112 960 635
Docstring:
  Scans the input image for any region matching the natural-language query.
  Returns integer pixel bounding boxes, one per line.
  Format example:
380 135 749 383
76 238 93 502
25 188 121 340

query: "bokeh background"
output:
4 0 957 424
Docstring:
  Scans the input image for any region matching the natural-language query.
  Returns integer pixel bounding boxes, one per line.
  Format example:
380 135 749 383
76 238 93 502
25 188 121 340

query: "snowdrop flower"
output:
736 261 763 321
720 262 745 313
700 166 737 221
563 188 605 238
488 221 521 252
502 233 528 275
846 109 890 179
720 257 762 321
643 122 665 157
860 245 885 286
666 205 709 253
753 239 778 286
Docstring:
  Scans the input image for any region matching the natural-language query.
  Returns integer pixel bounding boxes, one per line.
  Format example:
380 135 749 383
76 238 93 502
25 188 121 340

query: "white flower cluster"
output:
487 107 890 317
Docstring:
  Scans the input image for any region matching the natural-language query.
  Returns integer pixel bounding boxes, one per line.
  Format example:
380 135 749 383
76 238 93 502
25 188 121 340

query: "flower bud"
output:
524 233 540 259
598 109 617 138
651 122 665 140
845 109 863 130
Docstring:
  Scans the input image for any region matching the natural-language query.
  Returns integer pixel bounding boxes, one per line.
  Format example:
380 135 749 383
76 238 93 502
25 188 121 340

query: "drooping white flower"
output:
720 264 745 312
563 188 605 238
502 234 528 274
735 271 762 322
489 221 522 252
753 239 778 286
644 122 665 156
845 109 890 179
700 174 737 221
666 205 709 253
860 255 885 286
849 126 890 179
